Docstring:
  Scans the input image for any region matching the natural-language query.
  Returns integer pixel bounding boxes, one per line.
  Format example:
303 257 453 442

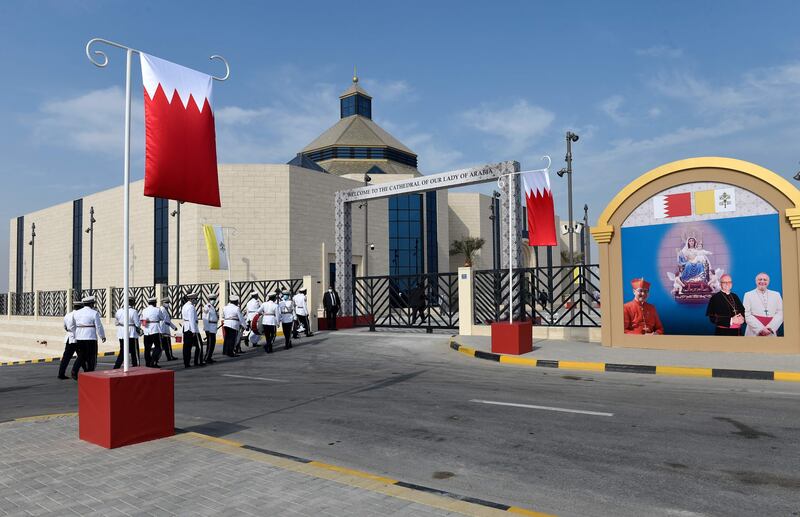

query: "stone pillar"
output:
219 280 228 304
34 290 40 320
155 284 166 307
458 267 474 337
334 191 353 316
66 288 74 313
6 293 11 318
105 287 114 320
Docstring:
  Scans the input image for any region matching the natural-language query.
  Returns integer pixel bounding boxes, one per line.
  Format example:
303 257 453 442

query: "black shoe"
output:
57 375 69 380
206 359 215 364
70 372 78 380
285 344 292 349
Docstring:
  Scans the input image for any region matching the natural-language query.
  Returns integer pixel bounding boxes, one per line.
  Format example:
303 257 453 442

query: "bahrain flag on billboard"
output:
521 170 557 246
141 53 221 207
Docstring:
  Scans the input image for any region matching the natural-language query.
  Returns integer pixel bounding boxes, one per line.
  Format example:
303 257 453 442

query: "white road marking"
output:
222 374 289 383
470 399 614 417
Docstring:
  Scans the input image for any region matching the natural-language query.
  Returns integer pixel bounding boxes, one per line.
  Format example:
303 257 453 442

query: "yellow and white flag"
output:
203 224 228 270
695 187 736 215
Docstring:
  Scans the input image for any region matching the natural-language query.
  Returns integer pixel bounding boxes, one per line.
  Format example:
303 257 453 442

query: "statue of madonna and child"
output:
666 233 724 304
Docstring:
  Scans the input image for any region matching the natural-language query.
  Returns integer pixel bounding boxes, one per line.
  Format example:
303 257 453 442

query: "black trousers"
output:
160 334 175 360
182 332 197 367
205 331 217 361
72 340 93 376
194 333 205 366
281 322 293 349
263 324 276 352
143 334 161 367
114 338 139 369
325 309 338 330
58 340 78 378
222 327 237 357
297 314 312 336
411 306 426 324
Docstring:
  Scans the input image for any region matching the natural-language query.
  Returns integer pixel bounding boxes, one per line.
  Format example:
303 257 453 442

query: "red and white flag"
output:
141 53 221 207
653 192 691 219
521 170 557 246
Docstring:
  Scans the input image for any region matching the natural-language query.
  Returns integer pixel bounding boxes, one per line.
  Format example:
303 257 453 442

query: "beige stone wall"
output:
447 192 494 271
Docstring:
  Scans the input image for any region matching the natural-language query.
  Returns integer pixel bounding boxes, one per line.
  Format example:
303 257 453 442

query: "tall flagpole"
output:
86 38 231 373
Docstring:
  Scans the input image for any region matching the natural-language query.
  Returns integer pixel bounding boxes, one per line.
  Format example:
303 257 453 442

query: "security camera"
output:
794 171 800 181
556 168 568 178
369 243 375 251
567 131 579 142
364 174 372 183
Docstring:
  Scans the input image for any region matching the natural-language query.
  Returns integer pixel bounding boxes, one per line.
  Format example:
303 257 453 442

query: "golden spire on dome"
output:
353 65 358 83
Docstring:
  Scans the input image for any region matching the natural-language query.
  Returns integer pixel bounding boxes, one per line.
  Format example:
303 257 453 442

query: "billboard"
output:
620 183 783 336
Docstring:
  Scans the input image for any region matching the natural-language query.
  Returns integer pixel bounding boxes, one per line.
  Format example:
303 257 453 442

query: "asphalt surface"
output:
1 330 799 517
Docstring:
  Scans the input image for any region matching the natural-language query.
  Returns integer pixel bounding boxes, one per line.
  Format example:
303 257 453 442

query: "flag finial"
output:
353 65 358 83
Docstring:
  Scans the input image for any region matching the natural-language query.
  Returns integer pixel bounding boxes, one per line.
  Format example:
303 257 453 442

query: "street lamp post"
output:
583 204 590 266
363 173 371 277
28 223 36 293
557 131 579 264
489 191 501 269
170 201 183 286
85 206 96 290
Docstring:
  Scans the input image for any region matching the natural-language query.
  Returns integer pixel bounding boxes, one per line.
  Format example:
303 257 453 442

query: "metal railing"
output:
353 272 459 331
112 286 156 313
11 292 34 316
38 290 67 317
229 279 303 305
0 294 6 315
80 289 107 316
474 265 601 327
166 283 220 318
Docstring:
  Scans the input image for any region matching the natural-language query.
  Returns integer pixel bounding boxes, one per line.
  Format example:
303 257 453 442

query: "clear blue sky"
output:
2 1 799 290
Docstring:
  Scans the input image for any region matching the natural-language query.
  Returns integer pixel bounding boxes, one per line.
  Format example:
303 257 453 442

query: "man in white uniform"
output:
113 296 142 369
141 296 163 367
293 288 313 337
203 294 220 363
58 300 82 379
260 293 279 354
221 295 245 357
245 292 261 348
278 293 294 350
181 293 200 368
69 296 106 379
159 299 178 361
743 272 784 337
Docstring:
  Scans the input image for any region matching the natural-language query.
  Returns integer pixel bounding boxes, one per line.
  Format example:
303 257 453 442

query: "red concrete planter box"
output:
491 321 533 355
78 367 174 449
317 315 373 330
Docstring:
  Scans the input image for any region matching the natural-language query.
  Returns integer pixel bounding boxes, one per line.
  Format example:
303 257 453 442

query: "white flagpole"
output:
224 227 232 286
122 48 133 372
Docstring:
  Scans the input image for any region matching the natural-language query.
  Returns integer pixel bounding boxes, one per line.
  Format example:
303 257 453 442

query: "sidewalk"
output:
0 414 547 517
453 335 800 381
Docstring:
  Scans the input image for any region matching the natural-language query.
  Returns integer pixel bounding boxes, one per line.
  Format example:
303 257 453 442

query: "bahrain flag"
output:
141 53 220 207
653 192 691 219
521 170 557 246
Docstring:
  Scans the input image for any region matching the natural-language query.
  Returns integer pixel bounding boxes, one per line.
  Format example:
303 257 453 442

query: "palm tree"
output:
450 237 485 267
560 249 584 265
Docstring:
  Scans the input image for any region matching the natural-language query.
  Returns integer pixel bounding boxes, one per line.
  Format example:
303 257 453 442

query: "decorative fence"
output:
80 289 107 316
11 292 35 316
38 290 67 317
353 272 459 330
229 279 303 305
474 265 601 327
0 294 6 315
112 285 156 313
166 283 220 318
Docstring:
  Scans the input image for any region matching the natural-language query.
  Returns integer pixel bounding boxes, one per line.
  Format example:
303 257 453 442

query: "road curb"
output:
449 339 800 383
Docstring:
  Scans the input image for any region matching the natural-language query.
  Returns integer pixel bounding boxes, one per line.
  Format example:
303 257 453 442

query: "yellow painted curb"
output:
499 356 538 367
558 361 605 372
308 461 398 485
184 432 244 448
13 412 78 422
656 366 712 378
508 506 558 517
775 371 800 382
457 346 476 357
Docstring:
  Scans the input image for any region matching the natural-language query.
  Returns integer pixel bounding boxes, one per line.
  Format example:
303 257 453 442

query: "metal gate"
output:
353 272 459 331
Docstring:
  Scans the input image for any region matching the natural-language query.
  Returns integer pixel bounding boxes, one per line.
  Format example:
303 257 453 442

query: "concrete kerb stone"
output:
1 413 554 517
449 338 800 383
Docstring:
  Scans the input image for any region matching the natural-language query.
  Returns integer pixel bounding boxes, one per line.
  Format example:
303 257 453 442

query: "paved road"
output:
1 330 799 516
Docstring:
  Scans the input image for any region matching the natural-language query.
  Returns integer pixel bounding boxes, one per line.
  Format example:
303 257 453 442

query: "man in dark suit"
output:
323 286 341 330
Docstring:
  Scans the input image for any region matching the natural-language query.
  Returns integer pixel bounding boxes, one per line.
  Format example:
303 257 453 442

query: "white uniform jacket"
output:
203 303 219 333
71 307 106 341
115 308 141 340
245 299 261 322
279 300 295 324
63 311 77 344
293 293 308 317
222 303 245 330
260 301 279 326
743 289 784 336
181 302 199 334
141 305 163 336
159 306 178 335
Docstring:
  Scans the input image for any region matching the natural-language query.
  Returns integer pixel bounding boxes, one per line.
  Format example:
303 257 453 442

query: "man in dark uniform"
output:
323 286 341 330
706 274 746 336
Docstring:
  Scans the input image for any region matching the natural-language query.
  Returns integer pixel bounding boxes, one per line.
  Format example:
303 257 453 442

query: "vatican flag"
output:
203 224 229 270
